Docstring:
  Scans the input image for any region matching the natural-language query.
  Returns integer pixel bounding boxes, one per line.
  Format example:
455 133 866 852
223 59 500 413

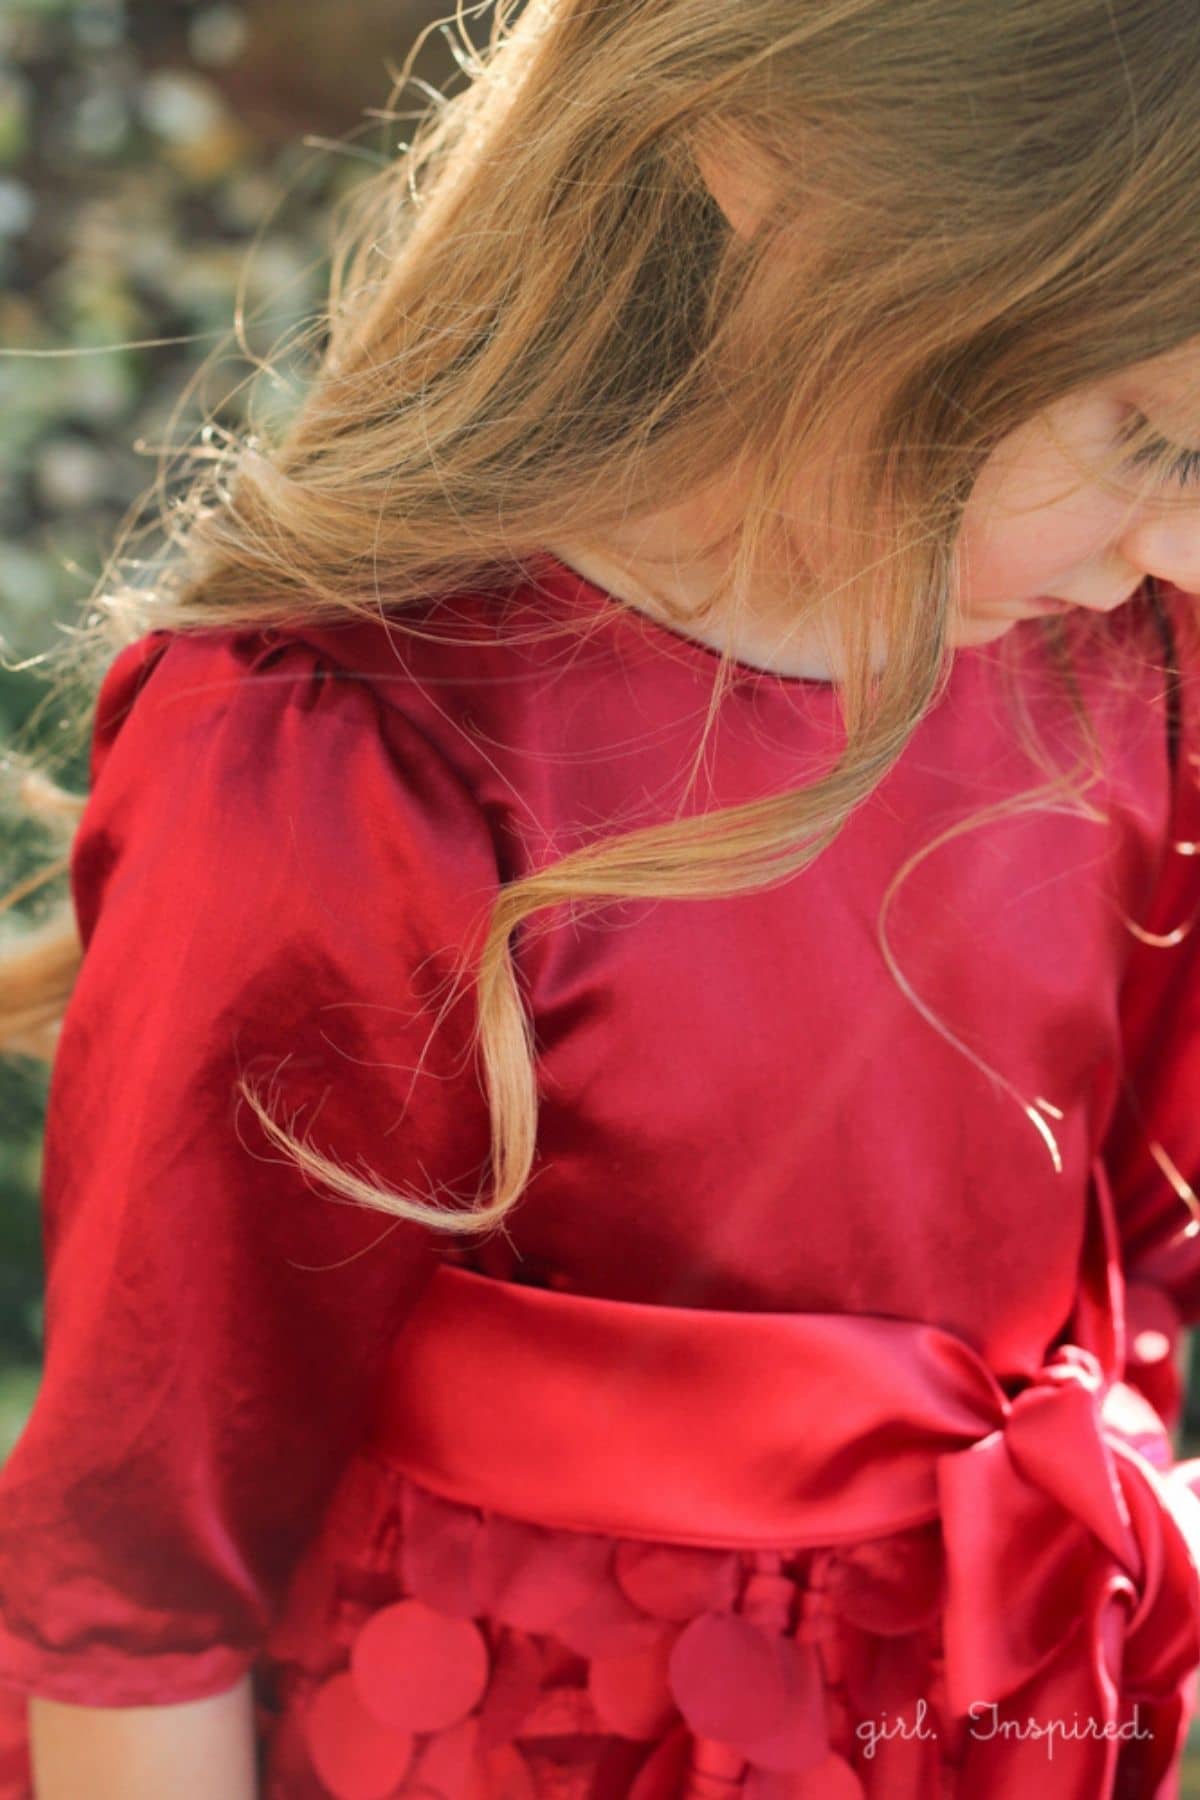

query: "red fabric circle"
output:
405 1714 480 1798
351 1597 490 1733
477 1513 615 1633
407 1714 539 1800
824 1525 942 1637
302 1669 415 1800
667 1612 804 1744
587 1623 679 1738
613 1541 741 1621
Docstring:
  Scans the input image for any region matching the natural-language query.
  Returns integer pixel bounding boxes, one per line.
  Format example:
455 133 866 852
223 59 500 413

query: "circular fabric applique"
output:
587 1622 680 1738
823 1525 942 1637
667 1611 826 1760
477 1512 617 1634
302 1668 415 1800
612 1541 742 1622
351 1597 490 1733
405 1713 539 1800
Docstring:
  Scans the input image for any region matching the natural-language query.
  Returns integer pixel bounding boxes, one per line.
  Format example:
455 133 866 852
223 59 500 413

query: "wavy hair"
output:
5 0 1200 1242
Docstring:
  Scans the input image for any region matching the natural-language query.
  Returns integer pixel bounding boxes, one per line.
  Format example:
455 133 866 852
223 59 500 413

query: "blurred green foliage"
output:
0 0 466 1371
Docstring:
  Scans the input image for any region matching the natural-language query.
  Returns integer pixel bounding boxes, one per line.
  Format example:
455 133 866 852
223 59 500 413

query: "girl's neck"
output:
543 535 845 683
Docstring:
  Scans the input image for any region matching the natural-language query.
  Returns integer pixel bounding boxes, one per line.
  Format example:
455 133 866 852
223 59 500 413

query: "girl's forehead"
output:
1116 342 1200 408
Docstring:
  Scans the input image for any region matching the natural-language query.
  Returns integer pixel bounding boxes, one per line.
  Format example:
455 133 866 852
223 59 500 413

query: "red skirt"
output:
256 1263 1200 1800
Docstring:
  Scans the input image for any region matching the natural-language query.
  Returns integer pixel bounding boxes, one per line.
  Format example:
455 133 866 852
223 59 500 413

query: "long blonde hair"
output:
5 0 1200 1243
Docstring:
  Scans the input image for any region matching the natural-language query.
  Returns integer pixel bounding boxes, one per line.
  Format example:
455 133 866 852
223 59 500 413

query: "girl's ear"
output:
693 136 777 239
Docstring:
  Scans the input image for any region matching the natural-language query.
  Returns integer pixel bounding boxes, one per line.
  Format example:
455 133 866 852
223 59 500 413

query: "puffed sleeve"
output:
0 625 500 1707
1104 584 1200 1433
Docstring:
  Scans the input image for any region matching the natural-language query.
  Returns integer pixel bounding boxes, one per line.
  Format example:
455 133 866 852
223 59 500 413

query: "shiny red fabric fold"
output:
364 1262 1200 1797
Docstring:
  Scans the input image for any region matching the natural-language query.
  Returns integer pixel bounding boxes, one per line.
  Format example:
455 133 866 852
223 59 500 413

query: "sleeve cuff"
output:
0 1612 256 1709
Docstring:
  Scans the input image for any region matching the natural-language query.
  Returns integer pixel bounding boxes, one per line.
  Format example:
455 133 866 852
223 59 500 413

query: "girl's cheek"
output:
959 477 1115 603
952 519 1052 607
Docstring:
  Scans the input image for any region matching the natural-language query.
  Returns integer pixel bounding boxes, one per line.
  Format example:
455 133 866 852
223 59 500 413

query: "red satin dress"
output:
2 555 1200 1799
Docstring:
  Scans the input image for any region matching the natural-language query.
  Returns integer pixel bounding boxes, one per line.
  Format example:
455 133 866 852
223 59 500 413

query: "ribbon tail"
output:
952 1572 1126 1800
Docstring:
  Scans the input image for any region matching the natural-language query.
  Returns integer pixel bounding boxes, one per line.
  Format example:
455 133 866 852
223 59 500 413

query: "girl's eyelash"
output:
1116 410 1200 489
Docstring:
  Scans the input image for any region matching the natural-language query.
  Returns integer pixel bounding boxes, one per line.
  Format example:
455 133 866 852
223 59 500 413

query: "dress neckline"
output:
529 550 844 693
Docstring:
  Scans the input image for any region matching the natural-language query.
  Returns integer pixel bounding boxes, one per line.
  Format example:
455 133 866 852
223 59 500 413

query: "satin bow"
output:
936 1343 1200 1793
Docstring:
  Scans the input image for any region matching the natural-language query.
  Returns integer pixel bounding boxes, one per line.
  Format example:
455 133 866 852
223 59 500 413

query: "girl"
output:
4 0 1200 1794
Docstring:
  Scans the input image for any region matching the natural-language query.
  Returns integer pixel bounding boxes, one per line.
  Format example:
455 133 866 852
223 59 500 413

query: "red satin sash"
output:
363 1166 1200 1796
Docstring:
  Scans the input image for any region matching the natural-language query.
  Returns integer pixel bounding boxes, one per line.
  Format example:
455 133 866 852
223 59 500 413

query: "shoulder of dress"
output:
93 598 495 748
79 613 507 929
